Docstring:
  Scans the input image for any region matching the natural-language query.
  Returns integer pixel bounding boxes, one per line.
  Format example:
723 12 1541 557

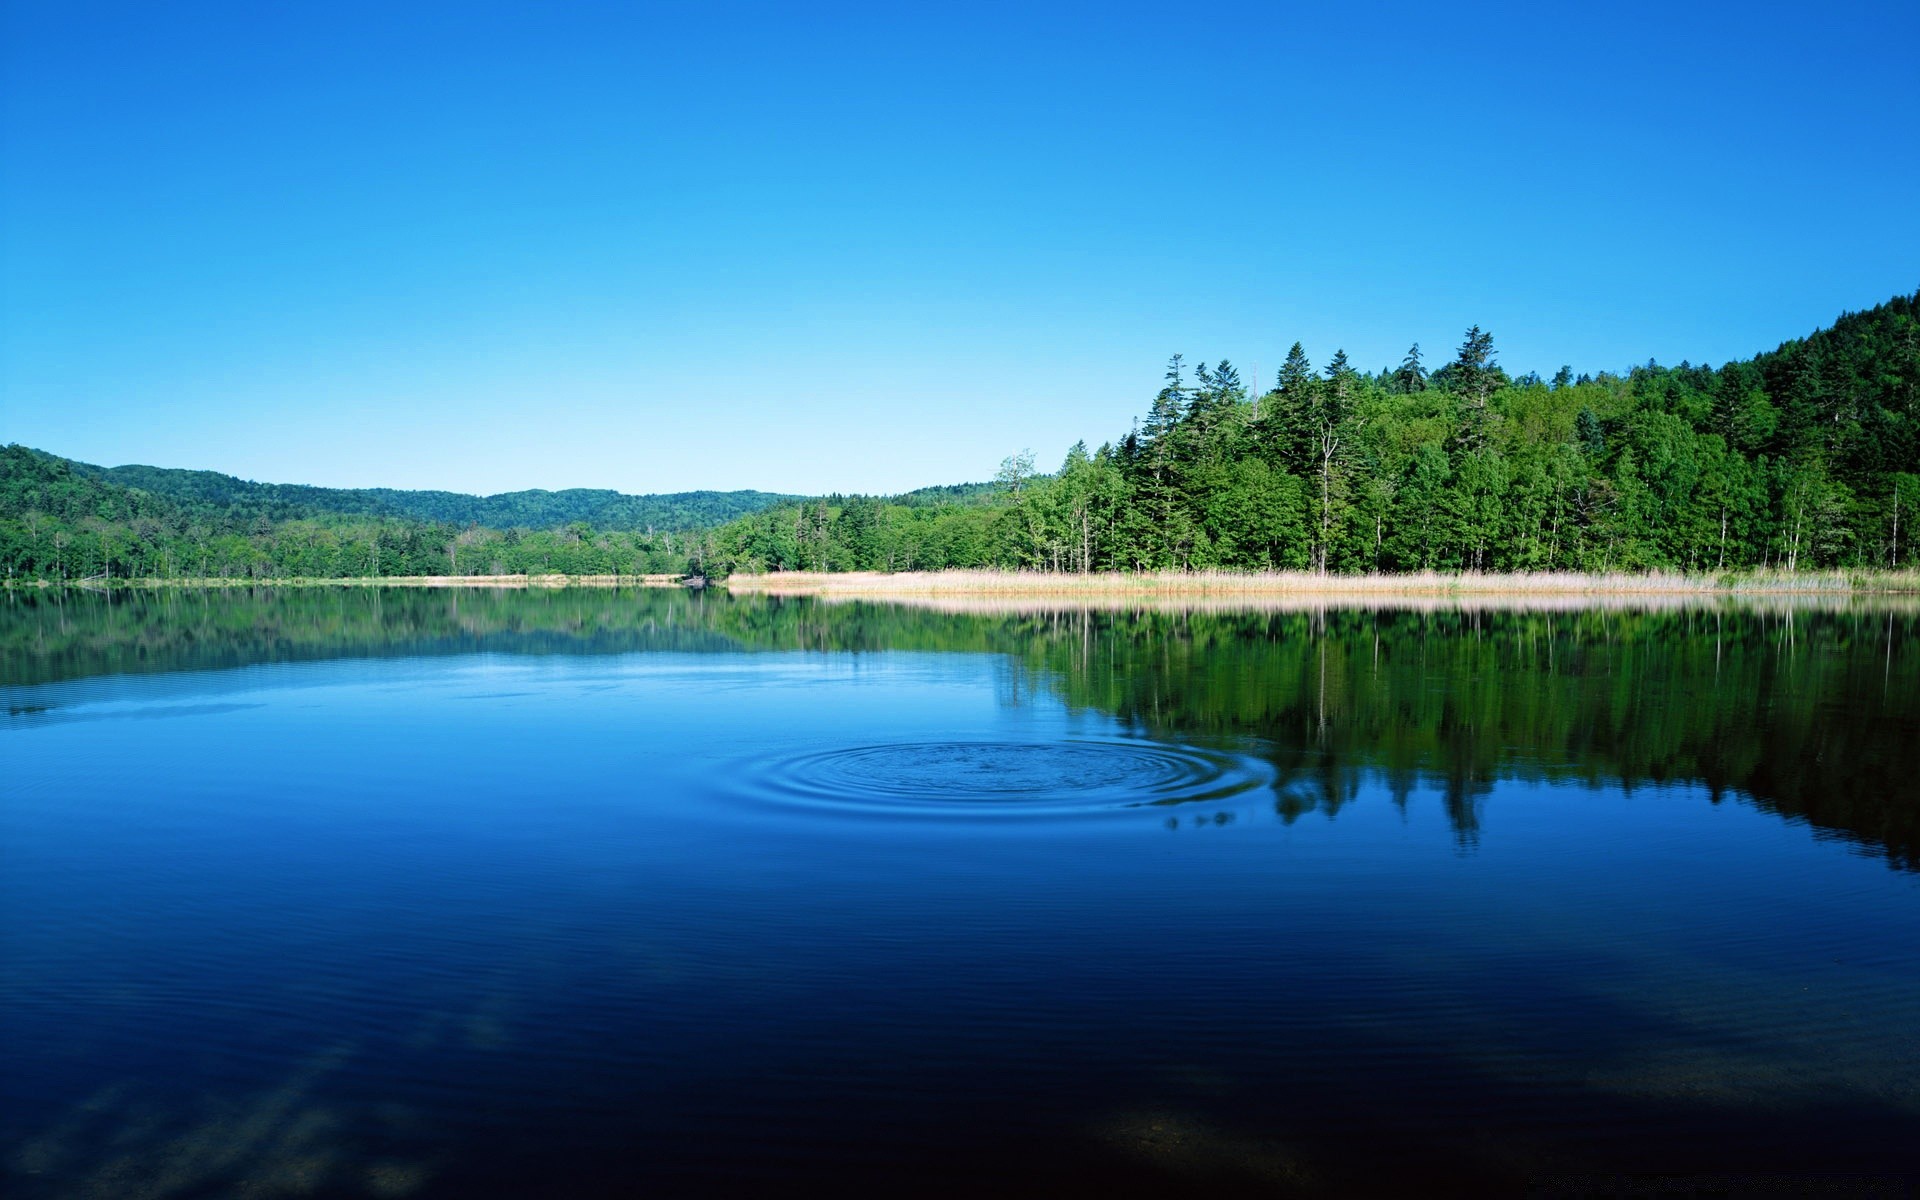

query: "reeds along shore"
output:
10 569 1920 611
721 568 1920 597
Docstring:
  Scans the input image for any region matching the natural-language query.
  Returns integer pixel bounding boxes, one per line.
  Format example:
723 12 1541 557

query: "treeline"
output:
711 292 1920 575
0 443 1002 582
90 461 795 530
6 291 1918 582
0 445 718 581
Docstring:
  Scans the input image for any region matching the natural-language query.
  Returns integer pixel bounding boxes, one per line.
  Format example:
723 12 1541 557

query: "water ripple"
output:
739 739 1270 817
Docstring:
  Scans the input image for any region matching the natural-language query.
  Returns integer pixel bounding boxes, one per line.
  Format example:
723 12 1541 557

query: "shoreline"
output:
1 573 690 590
721 568 1920 597
8 568 1920 599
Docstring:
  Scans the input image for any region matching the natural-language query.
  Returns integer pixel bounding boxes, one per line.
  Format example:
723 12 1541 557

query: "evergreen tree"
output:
1576 408 1607 461
1262 343 1318 475
1394 343 1428 394
1450 325 1500 452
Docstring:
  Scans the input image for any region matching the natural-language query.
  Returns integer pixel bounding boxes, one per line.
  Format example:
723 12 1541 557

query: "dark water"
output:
4 587 1919 1197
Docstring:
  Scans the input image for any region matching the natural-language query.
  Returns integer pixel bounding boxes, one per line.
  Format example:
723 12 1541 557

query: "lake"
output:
4 587 1918 1197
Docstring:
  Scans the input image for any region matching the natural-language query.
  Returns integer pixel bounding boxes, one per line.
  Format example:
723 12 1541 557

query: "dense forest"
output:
3 291 1916 581
0 445 792 581
7 587 1915 870
91 461 797 530
710 291 1920 575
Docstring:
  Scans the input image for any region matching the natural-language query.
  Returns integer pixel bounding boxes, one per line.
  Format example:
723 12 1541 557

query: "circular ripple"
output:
744 739 1267 817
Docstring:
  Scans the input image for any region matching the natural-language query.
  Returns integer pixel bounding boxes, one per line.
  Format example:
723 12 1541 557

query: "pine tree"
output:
1142 355 1188 476
1185 360 1245 466
1262 343 1317 475
1450 325 1499 452
1394 343 1427 393
1576 408 1607 461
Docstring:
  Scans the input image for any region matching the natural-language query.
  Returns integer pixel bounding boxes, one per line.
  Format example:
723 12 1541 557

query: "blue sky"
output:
4 1 1917 496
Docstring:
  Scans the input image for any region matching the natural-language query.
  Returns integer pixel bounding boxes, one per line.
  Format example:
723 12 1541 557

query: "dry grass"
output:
723 568 1920 600
794 592 1920 615
18 569 1920 610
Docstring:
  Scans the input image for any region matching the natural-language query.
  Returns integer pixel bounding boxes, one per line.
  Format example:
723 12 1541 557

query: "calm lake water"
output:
4 587 1918 1197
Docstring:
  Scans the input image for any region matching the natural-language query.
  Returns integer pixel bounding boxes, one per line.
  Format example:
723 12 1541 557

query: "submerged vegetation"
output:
4 292 1917 583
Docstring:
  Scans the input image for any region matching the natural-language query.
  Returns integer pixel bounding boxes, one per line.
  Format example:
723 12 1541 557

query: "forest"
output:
0 445 786 581
711 292 1920 576
3 290 1916 582
93 461 797 530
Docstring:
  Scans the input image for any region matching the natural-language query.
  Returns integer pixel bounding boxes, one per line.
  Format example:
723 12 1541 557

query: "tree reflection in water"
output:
5 585 1915 868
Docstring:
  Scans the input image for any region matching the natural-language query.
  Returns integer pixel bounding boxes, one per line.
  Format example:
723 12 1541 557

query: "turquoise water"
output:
3 588 1918 1196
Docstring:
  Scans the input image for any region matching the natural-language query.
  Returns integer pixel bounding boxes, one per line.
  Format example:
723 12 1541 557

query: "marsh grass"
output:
723 568 1920 599
14 569 1920 605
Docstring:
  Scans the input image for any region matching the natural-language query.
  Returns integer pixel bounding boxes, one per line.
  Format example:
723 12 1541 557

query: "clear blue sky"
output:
4 1 1917 496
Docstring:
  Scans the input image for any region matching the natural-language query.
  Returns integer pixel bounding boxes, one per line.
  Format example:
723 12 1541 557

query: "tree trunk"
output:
1893 484 1901 569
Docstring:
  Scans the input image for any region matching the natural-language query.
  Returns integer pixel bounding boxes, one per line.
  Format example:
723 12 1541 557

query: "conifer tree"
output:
1450 325 1499 452
1262 343 1318 475
1394 343 1428 394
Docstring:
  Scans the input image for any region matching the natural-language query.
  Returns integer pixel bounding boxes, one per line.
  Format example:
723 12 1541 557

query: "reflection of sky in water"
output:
4 642 1918 1196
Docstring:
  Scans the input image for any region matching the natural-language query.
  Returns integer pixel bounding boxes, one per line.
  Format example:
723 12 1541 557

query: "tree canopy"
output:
704 291 1920 576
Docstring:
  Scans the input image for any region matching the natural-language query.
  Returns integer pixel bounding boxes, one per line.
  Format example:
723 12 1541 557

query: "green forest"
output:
5 291 1917 581
0 445 792 581
712 292 1920 575
93 461 798 530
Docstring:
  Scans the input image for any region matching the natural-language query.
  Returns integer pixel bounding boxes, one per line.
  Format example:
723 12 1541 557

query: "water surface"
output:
4 588 1918 1196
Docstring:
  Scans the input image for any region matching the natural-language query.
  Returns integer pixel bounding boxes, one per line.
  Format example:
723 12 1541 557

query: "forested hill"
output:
85 461 796 531
710 290 1920 575
0 445 778 580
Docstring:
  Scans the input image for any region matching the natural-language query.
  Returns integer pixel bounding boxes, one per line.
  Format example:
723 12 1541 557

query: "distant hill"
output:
0 443 1007 580
80 460 798 531
885 480 1008 507
1 445 188 527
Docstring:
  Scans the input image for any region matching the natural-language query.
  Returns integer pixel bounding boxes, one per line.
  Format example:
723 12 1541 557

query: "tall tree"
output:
1450 325 1499 452
1308 350 1360 573
1394 343 1428 394
1261 342 1318 475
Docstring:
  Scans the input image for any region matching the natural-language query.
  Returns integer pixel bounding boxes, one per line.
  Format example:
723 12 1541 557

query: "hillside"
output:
85 461 796 531
0 446 751 580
